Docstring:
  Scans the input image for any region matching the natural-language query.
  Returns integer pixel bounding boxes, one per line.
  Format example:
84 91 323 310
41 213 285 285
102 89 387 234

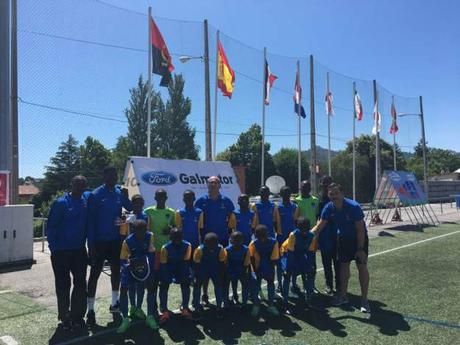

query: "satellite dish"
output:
265 175 286 195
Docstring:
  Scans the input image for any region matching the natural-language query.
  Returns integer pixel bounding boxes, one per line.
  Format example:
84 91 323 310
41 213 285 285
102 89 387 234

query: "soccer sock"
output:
119 290 129 317
241 278 249 305
159 283 169 312
192 282 201 310
111 290 119 306
87 297 95 311
128 285 136 307
267 280 275 304
181 283 191 309
136 283 145 309
282 274 290 303
147 289 156 316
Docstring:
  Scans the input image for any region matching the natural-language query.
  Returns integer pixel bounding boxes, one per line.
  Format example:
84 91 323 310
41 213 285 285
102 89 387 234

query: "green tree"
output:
111 136 132 175
216 124 275 195
80 136 112 188
273 148 310 191
152 74 199 159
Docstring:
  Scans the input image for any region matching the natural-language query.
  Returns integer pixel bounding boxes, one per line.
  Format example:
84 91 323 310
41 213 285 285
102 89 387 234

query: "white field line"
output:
0 336 19 345
50 229 459 345
0 290 13 295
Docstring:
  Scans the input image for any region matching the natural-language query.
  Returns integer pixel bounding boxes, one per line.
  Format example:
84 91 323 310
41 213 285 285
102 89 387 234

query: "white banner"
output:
123 157 241 210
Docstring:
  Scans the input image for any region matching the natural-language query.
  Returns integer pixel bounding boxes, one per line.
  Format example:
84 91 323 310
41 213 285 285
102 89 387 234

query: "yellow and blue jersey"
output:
160 240 192 283
277 201 299 244
251 201 280 239
281 229 317 275
248 238 279 279
225 244 251 279
227 209 258 245
175 207 204 249
120 231 155 261
193 243 227 278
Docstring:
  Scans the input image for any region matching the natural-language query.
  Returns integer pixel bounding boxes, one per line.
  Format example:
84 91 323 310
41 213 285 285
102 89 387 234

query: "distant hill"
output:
303 146 339 164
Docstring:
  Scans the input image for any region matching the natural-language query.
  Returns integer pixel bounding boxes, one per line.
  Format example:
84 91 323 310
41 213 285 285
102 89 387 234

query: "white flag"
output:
372 101 381 134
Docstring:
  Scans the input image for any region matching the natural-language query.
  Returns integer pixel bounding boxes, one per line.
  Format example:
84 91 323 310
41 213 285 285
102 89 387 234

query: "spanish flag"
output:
217 41 235 98
150 16 174 87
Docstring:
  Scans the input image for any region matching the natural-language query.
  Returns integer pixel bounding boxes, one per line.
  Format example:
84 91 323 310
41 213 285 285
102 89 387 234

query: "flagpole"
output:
326 72 331 176
373 79 380 193
419 96 429 199
212 30 220 161
260 47 267 187
392 95 397 171
309 55 317 195
352 82 356 200
297 60 302 193
204 20 212 161
147 6 152 158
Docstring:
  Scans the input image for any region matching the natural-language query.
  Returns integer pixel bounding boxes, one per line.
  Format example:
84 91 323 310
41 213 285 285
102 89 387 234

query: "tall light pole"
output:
203 20 212 161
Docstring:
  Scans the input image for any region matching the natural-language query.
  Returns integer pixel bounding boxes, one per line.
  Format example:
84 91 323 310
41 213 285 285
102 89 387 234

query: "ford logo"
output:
141 171 177 186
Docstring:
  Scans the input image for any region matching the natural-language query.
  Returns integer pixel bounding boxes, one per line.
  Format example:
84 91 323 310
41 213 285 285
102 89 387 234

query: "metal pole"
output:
204 20 212 161
297 60 302 193
392 95 397 171
260 47 267 187
326 72 331 176
373 80 380 193
147 7 152 158
309 55 317 195
41 219 45 252
352 82 356 200
212 30 220 160
419 96 429 199
11 0 18 204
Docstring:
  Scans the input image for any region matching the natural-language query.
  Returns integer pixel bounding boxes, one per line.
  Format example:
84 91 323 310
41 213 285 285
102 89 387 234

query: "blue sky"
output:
17 0 460 177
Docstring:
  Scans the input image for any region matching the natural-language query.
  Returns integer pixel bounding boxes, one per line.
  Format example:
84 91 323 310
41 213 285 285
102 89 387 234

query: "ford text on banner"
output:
123 157 242 210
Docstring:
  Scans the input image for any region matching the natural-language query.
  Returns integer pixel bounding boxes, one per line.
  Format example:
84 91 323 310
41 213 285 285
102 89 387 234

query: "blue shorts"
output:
160 263 192 284
120 266 155 288
281 253 313 276
254 261 275 281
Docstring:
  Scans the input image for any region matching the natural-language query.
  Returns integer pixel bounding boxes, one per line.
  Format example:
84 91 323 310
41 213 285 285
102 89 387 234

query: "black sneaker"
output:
86 310 96 326
59 319 72 331
72 318 86 328
202 294 210 307
282 303 291 315
109 301 120 313
192 306 203 321
233 293 240 305
325 286 334 295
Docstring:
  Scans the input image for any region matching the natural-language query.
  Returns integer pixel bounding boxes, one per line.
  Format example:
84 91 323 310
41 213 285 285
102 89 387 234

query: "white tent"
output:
123 157 242 209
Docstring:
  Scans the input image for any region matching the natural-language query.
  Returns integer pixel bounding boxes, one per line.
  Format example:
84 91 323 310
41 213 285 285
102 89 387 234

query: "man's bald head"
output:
207 176 221 198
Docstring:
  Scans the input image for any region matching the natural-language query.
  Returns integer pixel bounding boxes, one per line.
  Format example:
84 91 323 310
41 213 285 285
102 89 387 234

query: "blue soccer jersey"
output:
225 244 251 279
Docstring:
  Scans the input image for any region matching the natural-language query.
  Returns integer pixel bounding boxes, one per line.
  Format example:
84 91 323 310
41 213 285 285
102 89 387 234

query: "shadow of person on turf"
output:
336 294 410 336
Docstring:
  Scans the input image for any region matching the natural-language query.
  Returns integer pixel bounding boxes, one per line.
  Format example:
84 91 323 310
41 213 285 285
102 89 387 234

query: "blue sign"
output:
141 171 177 186
386 171 427 205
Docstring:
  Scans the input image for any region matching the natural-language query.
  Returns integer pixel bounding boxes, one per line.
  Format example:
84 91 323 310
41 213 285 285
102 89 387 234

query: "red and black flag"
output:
150 16 174 87
263 59 277 105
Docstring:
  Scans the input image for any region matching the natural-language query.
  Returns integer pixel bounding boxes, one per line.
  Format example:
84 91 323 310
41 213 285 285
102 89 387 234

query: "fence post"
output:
41 219 45 252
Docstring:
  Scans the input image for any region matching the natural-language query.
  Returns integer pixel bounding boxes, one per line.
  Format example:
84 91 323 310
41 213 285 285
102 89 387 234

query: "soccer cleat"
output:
282 303 291 315
59 319 72 331
192 308 203 321
332 294 349 307
360 300 371 314
134 307 146 320
109 301 120 314
128 306 136 319
325 286 334 295
202 294 210 306
116 317 131 334
233 294 240 305
159 310 171 324
86 310 96 326
180 307 194 320
266 305 280 317
145 315 159 330
251 305 260 318
72 318 86 328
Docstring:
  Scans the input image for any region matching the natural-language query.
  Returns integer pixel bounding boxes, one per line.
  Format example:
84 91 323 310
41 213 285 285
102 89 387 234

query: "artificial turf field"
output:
1 223 459 345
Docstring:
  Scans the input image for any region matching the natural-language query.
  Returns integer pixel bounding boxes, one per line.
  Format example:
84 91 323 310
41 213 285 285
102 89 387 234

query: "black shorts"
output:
93 240 121 267
337 235 369 264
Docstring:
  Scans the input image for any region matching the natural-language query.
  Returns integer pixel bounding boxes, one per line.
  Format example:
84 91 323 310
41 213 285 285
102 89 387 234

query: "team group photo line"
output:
48 166 370 334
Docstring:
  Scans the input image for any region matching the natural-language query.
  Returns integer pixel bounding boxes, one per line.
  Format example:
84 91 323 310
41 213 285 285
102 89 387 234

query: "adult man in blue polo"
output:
312 183 370 313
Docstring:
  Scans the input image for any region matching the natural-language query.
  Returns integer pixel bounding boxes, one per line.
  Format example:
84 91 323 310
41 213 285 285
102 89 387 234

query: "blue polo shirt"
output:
277 201 298 244
46 193 88 252
87 185 133 245
194 194 235 242
320 198 366 239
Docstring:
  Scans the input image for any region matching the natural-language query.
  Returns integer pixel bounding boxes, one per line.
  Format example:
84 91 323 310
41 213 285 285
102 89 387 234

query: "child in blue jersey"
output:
159 228 194 323
249 224 280 317
117 220 158 333
228 194 258 246
192 232 227 319
251 186 280 240
119 194 149 320
280 217 317 313
223 231 252 308
175 190 204 251
276 186 299 294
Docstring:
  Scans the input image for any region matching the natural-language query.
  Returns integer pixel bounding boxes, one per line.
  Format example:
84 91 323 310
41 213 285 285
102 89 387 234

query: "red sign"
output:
0 171 9 206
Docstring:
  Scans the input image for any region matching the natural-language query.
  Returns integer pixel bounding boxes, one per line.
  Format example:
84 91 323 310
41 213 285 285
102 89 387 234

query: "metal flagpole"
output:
297 60 302 193
260 47 267 187
373 80 380 192
419 96 429 199
309 55 317 194
204 20 212 161
147 7 152 157
212 30 220 160
392 95 397 171
326 72 331 176
352 82 357 200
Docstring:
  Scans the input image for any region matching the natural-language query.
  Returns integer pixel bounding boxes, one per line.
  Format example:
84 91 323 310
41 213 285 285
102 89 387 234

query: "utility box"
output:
0 204 35 272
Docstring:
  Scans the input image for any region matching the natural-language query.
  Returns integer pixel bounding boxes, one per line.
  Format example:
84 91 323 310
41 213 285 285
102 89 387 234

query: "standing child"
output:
252 186 280 240
175 190 204 251
144 189 176 316
192 232 227 319
280 217 317 313
228 194 258 246
276 186 299 293
117 220 158 333
119 194 149 320
223 232 252 308
159 228 194 323
249 224 280 317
